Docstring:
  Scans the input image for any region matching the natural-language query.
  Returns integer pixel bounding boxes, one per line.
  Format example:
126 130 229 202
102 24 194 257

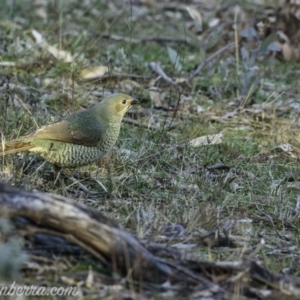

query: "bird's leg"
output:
53 165 63 186
69 175 90 193
52 165 87 192
72 168 108 193
52 165 107 193
64 168 91 193
52 166 74 194
61 167 102 193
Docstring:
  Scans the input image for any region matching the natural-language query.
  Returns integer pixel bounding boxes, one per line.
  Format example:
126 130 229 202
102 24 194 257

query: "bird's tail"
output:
1 140 34 155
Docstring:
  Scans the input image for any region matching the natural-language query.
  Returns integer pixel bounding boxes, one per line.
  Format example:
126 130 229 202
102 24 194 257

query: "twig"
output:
149 62 183 92
191 42 235 77
293 196 300 215
254 204 288 241
247 239 265 260
160 257 222 289
100 34 193 46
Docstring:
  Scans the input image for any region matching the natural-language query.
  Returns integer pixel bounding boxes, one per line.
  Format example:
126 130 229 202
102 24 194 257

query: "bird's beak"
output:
131 98 139 105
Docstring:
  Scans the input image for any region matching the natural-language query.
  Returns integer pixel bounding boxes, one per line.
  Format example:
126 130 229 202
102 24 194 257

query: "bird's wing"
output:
26 120 99 147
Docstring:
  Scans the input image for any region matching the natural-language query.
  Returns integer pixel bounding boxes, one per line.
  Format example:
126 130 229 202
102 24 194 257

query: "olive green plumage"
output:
1 93 138 168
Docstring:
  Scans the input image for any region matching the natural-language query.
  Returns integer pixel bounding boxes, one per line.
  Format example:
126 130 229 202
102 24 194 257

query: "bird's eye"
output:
121 99 127 104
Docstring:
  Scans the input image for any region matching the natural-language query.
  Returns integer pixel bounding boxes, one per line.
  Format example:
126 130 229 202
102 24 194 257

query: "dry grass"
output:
1 0 300 298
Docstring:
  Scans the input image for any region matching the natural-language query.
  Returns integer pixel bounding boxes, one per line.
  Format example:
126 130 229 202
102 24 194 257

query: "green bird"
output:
1 93 138 169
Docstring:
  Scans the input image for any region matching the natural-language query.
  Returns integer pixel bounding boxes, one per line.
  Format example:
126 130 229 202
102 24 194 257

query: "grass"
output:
1 0 300 298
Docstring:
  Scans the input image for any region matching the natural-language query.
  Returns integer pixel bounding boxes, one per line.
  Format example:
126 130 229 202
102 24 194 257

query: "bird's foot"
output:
72 171 108 193
69 176 91 193
53 167 107 193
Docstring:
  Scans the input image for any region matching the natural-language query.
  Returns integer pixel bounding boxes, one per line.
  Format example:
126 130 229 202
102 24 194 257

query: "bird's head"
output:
98 93 139 121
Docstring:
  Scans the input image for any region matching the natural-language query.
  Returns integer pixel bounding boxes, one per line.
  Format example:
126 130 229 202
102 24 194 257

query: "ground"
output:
1 0 300 299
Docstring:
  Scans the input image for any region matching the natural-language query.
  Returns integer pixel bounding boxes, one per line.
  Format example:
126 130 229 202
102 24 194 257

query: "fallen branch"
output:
100 34 195 47
1 182 300 298
0 182 172 283
191 42 235 77
149 62 183 92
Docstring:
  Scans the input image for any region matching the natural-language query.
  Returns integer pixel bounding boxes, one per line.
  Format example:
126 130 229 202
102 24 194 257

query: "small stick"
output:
100 34 192 46
149 62 183 92
294 196 300 215
191 42 235 77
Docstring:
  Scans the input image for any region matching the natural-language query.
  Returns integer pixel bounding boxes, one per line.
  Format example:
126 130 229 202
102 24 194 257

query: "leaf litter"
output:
1 0 300 299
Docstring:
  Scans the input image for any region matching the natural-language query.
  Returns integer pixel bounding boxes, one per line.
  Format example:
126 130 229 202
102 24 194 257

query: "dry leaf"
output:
60 276 77 285
275 143 297 158
174 78 188 84
80 66 109 79
85 266 94 288
208 18 220 28
0 20 22 30
118 79 141 91
0 62 16 66
32 29 73 63
31 29 45 45
46 45 73 62
186 6 202 26
34 0 47 19
190 133 223 147
235 218 253 236
149 90 163 107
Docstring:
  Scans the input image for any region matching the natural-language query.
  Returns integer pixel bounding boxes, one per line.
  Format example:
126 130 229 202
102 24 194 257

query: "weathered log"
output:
0 182 172 283
1 183 300 298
